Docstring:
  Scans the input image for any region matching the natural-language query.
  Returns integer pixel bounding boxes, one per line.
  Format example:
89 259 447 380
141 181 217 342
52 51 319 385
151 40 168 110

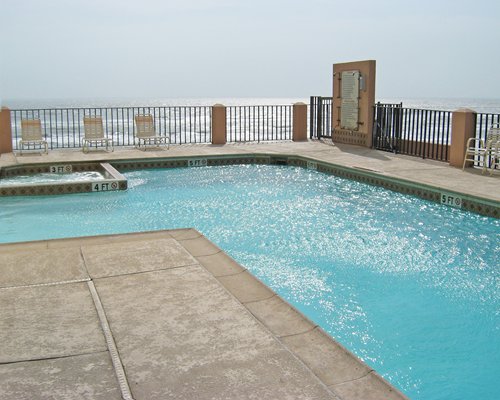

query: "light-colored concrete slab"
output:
196 250 245 277
46 230 173 249
0 241 48 251
168 228 202 240
82 238 197 278
0 282 106 363
246 294 316 337
178 235 221 257
94 266 336 400
280 327 372 386
332 371 408 400
0 352 122 400
217 270 275 303
0 247 88 288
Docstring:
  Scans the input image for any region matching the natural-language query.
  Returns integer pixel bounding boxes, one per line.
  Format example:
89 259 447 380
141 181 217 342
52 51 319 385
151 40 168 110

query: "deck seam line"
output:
277 324 318 338
87 280 135 400
329 369 375 387
91 262 200 281
0 277 90 290
0 350 109 366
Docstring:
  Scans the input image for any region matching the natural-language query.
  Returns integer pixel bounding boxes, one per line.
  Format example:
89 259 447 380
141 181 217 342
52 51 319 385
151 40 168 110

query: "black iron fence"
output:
10 106 212 150
226 105 292 142
475 113 500 143
309 96 332 139
10 104 296 149
373 103 452 162
373 105 500 166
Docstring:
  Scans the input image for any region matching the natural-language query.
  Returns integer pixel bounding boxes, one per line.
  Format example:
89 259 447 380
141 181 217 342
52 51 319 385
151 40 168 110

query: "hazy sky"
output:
1 0 499 103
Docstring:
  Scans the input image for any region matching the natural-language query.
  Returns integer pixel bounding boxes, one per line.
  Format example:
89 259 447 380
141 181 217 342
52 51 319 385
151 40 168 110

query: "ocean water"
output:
4 97 500 113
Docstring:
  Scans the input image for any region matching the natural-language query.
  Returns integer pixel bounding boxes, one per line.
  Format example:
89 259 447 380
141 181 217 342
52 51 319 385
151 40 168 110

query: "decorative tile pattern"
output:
287 157 498 218
0 163 125 197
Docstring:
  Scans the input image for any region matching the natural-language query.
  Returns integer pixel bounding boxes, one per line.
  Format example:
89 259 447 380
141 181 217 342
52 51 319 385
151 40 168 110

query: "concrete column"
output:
0 107 13 154
211 104 226 145
450 108 476 168
292 102 308 141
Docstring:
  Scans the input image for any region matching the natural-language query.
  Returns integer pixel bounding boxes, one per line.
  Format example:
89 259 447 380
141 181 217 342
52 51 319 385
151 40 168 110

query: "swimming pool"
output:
0 164 498 400
0 171 105 185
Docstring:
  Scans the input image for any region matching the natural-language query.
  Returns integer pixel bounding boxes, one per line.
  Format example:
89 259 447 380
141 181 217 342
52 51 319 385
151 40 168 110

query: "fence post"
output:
0 107 13 155
449 108 476 168
211 104 226 145
292 102 307 141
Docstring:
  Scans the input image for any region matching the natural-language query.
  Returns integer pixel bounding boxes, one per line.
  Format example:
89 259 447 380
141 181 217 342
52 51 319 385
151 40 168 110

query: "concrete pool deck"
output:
0 140 499 399
0 229 407 400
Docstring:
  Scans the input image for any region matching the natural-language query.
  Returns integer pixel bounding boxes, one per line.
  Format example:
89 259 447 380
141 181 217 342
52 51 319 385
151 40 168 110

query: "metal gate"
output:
310 96 333 139
372 102 403 152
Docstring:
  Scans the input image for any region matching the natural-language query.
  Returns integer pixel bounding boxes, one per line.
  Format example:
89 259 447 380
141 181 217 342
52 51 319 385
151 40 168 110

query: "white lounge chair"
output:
482 126 500 175
19 119 48 155
462 125 500 175
82 117 113 153
134 114 170 150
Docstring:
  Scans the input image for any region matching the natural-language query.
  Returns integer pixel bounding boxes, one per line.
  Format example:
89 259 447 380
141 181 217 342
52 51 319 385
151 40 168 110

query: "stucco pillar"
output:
450 108 476 168
292 102 307 141
0 107 13 154
211 104 226 145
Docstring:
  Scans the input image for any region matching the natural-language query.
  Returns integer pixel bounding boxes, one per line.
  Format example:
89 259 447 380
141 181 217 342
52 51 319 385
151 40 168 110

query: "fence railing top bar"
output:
230 104 294 106
374 104 453 114
476 112 500 117
9 105 212 112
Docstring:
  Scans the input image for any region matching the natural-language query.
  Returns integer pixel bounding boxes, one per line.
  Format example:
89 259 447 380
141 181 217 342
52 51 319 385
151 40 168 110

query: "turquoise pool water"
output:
0 165 498 399
0 171 104 185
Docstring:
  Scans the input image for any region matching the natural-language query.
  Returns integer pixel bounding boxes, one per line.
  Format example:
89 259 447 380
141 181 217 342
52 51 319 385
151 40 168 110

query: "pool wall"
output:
0 162 127 196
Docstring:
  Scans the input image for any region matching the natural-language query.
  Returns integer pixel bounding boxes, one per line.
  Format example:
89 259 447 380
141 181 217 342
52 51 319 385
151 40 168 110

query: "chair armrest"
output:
465 137 484 149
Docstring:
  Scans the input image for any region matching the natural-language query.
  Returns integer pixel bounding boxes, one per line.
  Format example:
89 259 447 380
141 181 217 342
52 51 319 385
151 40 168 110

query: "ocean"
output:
4 97 500 113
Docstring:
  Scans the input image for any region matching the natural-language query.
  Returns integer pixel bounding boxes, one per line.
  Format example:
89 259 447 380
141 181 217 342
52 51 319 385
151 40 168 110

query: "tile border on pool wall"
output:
112 156 271 171
288 156 499 219
0 162 127 197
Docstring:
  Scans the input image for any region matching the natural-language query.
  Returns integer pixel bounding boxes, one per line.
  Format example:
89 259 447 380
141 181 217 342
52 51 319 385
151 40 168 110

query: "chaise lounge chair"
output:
463 125 500 175
19 119 49 155
82 117 114 153
134 114 170 150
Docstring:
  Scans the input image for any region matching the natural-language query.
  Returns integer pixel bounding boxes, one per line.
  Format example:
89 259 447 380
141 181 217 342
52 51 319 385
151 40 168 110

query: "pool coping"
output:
0 229 409 400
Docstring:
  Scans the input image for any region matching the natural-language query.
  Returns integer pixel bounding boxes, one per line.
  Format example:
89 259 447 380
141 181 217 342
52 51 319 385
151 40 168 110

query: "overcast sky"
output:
1 0 499 104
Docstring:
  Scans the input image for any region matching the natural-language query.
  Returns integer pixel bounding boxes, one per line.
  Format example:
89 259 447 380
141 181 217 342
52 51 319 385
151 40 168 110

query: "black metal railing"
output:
473 113 500 168
372 102 403 152
475 113 500 143
373 104 452 162
226 105 292 142
10 106 212 150
309 96 332 139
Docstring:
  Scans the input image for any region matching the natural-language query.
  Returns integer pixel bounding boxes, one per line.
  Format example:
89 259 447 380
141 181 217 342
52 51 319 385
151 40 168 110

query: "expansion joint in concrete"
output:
87 280 135 400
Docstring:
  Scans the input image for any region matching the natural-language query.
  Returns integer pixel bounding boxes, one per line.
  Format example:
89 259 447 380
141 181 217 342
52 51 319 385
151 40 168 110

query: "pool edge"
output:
0 229 410 400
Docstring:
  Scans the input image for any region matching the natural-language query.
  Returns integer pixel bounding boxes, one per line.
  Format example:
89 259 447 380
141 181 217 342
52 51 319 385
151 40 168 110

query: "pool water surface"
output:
0 165 498 400
0 171 105 185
